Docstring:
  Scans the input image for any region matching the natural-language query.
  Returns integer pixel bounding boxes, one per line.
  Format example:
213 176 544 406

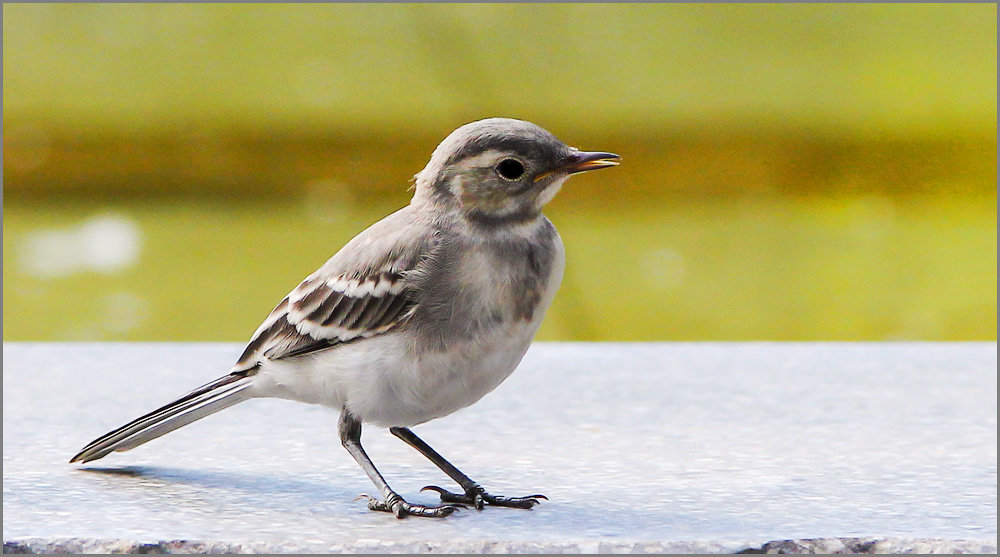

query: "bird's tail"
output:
69 371 255 464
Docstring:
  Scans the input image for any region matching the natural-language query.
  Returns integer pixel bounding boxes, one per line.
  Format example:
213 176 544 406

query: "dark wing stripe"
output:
375 295 414 329
340 296 375 329
304 291 344 325
295 281 332 314
264 316 324 359
344 295 391 331
353 294 396 330
274 338 337 359
322 296 360 327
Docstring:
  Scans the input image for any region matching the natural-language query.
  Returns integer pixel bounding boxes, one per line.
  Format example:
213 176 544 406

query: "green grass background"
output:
3 4 996 341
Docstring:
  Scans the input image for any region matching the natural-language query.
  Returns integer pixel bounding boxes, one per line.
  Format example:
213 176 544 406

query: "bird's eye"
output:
495 159 525 180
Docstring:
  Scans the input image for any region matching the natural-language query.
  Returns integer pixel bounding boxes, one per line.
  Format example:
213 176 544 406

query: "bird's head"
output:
414 118 620 226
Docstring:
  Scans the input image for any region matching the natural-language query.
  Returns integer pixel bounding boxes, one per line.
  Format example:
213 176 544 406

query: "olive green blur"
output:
3 4 996 341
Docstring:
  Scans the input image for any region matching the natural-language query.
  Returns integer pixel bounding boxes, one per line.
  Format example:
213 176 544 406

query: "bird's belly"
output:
252 321 538 427
355 321 539 427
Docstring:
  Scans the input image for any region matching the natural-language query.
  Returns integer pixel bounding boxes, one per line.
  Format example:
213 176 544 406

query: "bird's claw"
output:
420 484 546 510
355 492 463 519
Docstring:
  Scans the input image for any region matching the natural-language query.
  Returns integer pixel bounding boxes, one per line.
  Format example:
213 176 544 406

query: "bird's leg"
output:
389 426 546 510
339 411 463 518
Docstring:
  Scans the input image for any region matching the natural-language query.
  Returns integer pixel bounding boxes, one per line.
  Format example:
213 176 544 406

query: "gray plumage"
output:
71 117 620 518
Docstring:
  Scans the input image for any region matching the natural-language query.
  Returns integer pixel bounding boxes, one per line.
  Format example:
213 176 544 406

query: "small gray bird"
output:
71 118 620 518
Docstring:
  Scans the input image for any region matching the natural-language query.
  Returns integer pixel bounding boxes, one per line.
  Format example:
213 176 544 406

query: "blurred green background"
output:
3 3 996 341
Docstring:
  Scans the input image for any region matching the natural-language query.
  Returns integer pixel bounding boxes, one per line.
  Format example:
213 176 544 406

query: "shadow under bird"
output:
71 117 621 518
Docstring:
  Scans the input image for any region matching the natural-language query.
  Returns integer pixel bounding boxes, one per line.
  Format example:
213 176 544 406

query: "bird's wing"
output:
231 207 434 370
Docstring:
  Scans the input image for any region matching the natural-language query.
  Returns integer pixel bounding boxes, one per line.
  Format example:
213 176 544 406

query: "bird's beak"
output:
536 151 621 182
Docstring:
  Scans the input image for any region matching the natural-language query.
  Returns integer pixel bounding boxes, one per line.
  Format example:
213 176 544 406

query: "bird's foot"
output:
356 492 464 519
421 484 547 510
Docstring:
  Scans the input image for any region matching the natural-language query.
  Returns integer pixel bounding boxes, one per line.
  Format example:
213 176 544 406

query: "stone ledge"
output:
4 537 997 554
4 343 996 553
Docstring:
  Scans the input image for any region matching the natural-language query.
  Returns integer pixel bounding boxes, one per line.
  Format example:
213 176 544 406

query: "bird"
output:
70 117 621 519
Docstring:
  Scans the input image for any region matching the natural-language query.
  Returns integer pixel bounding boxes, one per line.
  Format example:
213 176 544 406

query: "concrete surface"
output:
2 342 996 554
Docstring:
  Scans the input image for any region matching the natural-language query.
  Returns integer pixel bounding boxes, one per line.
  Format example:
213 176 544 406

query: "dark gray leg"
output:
339 411 462 518
389 426 546 510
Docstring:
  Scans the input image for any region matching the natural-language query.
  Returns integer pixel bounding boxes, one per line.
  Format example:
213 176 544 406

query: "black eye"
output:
496 159 525 180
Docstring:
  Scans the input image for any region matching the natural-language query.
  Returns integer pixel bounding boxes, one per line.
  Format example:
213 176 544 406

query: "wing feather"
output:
375 295 413 329
354 293 397 330
322 295 362 328
231 206 432 371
